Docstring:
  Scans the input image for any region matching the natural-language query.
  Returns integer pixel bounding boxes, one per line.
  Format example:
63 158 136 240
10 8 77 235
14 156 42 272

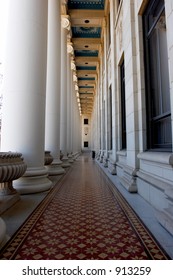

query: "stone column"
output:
99 48 104 163
1 0 52 194
103 19 109 168
45 0 65 175
67 44 75 163
60 16 71 168
72 79 77 158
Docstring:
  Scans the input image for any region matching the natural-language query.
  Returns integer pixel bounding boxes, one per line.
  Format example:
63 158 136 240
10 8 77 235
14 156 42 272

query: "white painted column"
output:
72 80 77 158
60 16 71 167
66 44 73 163
103 20 109 168
99 49 104 163
67 51 71 156
45 0 65 175
1 0 52 194
67 52 75 162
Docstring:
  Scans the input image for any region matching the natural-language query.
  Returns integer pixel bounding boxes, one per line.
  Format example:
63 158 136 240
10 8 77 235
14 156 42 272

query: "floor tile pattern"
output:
0 156 170 260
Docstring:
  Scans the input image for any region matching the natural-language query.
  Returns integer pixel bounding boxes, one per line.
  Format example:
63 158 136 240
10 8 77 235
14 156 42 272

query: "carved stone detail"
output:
61 16 70 31
44 151 53 166
0 152 27 196
67 43 74 54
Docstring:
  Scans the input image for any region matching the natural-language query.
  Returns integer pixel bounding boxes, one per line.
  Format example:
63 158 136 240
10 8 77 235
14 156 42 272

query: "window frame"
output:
120 60 126 150
143 0 172 151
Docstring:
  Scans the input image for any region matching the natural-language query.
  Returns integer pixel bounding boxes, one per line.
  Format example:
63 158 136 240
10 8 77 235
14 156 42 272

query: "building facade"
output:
91 0 173 236
0 0 173 247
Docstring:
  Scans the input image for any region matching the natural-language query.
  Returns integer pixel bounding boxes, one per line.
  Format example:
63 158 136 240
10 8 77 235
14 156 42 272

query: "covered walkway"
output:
0 154 171 260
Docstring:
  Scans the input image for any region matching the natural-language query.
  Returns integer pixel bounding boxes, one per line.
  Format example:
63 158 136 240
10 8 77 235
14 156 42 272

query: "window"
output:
84 141 88 148
143 0 172 150
84 118 88 125
120 60 126 150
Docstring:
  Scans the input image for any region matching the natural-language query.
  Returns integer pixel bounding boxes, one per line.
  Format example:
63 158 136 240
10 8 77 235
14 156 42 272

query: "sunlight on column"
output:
0 0 9 148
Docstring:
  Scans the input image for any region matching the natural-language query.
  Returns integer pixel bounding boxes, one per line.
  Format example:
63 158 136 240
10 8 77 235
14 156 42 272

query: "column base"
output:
61 156 71 168
0 193 20 215
68 154 74 163
117 164 137 192
103 157 108 168
0 218 9 249
13 167 52 194
99 155 103 163
108 160 117 175
72 152 79 160
45 158 65 175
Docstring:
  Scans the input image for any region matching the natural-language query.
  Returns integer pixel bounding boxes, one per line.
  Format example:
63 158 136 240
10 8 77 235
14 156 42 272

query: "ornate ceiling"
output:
65 0 106 115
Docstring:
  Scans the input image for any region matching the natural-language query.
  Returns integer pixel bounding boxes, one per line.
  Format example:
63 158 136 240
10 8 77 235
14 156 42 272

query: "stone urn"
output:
0 152 27 196
44 151 53 166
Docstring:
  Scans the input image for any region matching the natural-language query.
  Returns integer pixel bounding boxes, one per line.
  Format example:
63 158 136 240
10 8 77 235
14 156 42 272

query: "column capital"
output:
61 15 71 31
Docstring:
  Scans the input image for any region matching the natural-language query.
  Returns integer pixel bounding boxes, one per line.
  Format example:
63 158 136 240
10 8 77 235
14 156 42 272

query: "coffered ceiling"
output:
65 0 106 115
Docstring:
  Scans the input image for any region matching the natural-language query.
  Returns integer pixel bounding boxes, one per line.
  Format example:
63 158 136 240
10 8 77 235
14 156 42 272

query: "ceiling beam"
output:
68 10 105 19
72 38 101 45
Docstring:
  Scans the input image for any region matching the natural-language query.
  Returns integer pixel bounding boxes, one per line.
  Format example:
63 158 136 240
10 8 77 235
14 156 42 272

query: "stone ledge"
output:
156 210 173 236
136 170 173 192
137 152 173 165
117 150 127 157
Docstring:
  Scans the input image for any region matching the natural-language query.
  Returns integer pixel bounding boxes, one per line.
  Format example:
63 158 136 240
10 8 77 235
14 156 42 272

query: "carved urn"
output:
0 152 27 195
44 151 53 166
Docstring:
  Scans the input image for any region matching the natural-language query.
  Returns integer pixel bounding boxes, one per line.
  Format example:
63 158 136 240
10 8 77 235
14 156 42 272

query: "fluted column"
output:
1 0 52 194
45 0 65 175
60 16 71 168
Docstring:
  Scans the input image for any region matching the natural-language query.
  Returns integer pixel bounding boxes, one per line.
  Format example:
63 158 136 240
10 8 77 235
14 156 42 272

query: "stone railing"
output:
0 152 27 196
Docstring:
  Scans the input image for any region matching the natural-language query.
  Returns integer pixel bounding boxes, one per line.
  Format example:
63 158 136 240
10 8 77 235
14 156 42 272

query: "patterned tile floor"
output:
0 154 171 260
